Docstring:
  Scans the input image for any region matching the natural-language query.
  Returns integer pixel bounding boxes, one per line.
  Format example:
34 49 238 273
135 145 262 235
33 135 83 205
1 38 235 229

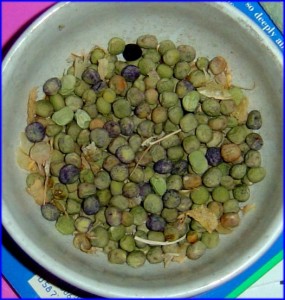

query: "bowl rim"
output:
2 1 283 298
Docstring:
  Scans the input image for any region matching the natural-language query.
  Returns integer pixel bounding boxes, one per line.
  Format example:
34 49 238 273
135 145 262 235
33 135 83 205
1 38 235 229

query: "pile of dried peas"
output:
17 35 266 268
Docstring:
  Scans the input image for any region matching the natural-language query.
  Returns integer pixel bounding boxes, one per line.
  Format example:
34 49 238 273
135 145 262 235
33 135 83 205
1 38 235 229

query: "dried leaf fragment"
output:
98 58 109 80
197 81 232 100
26 178 45 205
27 87 38 124
16 148 38 172
231 97 249 124
178 205 218 233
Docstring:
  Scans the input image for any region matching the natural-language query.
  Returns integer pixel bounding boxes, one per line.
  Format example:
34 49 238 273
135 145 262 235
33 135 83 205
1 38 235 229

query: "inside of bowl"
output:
2 2 282 298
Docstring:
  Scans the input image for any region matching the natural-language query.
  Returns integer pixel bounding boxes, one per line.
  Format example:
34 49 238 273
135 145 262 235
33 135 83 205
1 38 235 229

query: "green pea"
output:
158 40 176 55
186 241 206 260
201 231 219 249
94 170 111 190
233 184 250 202
220 100 235 115
150 175 167 196
183 135 200 154
82 88 97 104
212 186 230 203
137 120 154 138
108 37 125 55
196 57 209 70
108 249 127 264
74 217 92 233
65 152 81 168
129 167 145 183
202 98 221 116
223 199 240 213
149 144 166 163
163 49 180 66
146 246 164 264
177 44 196 62
191 186 210 204
160 91 179 108
164 120 179 133
230 164 247 179
58 134 75 154
90 47 105 64
50 94 65 111
120 235 136 252
156 78 175 94
202 167 222 187
138 58 156 75
156 64 173 78
247 167 266 183
245 150 261 167
36 100 54 117
188 70 206 87
108 225 126 242
59 74 76 96
227 126 247 144
196 124 213 143
113 98 132 118
166 175 183 190
168 106 184 125
52 106 74 126
161 208 178 223
188 150 208 175
229 86 244 105
220 175 235 190
126 250 146 268
130 206 148 226
78 183 96 198
144 193 163 214
137 34 158 49
46 124 63 137
55 215 75 235
167 146 184 161
110 195 129 210
179 113 198 132
90 128 111 149
174 61 191 79
182 91 200 112
148 231 165 242
143 48 161 63
74 109 91 129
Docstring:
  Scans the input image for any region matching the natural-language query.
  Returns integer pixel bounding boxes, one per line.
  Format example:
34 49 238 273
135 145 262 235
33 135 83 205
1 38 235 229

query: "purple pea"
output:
120 117 134 136
43 77 61 96
153 159 173 174
82 68 101 85
92 80 108 92
180 79 194 92
146 214 166 232
104 121 121 138
139 182 153 198
59 164 80 184
121 65 140 82
25 122 46 142
171 160 188 176
41 203 60 221
206 147 223 166
82 196 100 215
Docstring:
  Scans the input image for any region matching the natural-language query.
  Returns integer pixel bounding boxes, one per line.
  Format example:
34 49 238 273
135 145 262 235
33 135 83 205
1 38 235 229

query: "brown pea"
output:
186 231 199 244
183 174 202 189
89 118 105 130
220 212 240 228
152 106 168 124
221 143 241 162
209 56 227 75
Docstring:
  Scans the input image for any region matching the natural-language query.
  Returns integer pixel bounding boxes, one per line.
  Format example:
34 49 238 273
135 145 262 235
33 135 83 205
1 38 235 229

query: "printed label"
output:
28 275 79 298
